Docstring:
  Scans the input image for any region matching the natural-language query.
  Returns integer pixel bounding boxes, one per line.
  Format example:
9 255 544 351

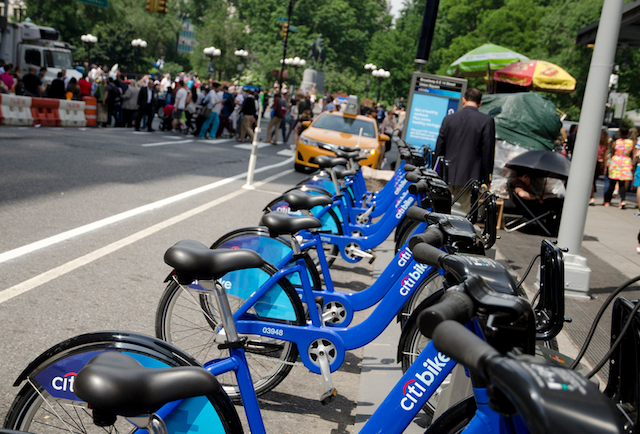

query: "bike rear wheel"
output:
4 334 241 434
156 264 306 401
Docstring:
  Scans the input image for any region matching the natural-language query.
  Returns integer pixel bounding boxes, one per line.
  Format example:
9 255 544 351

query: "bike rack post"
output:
243 93 265 189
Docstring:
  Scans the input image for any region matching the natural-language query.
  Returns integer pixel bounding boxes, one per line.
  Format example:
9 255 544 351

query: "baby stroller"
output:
158 104 174 131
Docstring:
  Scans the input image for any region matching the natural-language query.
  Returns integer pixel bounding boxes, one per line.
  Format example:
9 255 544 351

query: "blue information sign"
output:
403 73 467 151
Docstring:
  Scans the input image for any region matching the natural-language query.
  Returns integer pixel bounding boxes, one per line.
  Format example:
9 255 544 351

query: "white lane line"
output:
0 168 294 304
142 139 194 147
0 157 294 265
234 142 271 150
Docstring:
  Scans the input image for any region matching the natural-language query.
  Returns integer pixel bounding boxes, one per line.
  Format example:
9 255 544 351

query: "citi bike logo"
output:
394 191 409 210
397 249 412 267
400 352 451 411
52 372 77 393
399 262 430 296
395 196 415 219
394 179 408 196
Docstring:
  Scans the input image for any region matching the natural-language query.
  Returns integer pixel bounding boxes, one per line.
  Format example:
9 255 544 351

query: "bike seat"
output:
75 352 220 418
164 240 264 280
334 167 357 179
314 155 348 168
261 212 322 236
334 148 361 160
284 190 332 211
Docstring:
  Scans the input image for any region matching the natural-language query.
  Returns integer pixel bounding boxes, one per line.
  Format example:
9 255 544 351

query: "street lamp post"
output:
204 46 221 79
131 38 147 77
280 57 306 91
364 63 377 99
372 68 390 103
81 34 98 68
234 49 248 82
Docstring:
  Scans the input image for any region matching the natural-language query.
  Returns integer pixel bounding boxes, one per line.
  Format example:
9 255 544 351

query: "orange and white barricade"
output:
0 94 34 126
31 98 61 127
82 96 97 126
59 99 86 127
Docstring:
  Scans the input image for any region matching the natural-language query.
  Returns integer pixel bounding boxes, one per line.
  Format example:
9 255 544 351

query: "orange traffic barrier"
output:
83 96 97 127
31 97 61 127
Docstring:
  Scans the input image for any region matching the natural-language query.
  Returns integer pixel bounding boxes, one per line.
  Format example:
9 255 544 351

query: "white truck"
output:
0 21 81 84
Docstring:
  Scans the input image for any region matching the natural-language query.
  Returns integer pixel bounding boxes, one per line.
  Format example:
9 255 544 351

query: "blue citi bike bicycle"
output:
154 209 491 404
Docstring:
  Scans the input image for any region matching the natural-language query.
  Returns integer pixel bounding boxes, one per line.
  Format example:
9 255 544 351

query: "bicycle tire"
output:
423 396 476 433
398 270 444 328
3 332 242 434
155 263 306 401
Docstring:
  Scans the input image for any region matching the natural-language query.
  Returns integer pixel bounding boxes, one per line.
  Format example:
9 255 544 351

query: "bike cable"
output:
569 274 640 370
585 298 640 379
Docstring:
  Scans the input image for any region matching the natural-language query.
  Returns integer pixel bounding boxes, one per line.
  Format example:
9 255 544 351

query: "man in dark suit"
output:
435 87 495 211
135 78 156 132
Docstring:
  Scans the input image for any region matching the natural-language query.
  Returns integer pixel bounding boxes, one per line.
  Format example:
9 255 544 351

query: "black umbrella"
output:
505 150 570 180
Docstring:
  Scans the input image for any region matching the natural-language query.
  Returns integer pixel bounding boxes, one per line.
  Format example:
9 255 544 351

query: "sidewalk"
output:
354 185 640 429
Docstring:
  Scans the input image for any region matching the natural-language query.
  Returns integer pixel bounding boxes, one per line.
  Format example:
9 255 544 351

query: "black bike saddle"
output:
164 240 264 280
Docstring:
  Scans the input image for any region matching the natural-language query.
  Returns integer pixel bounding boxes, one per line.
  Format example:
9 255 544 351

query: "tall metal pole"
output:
279 0 294 87
556 0 624 298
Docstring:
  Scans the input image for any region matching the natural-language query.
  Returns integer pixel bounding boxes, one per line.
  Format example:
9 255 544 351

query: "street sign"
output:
207 63 215 74
76 0 109 8
277 17 288 22
289 25 297 32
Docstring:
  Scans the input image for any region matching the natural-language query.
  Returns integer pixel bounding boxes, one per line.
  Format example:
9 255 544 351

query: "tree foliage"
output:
19 0 640 118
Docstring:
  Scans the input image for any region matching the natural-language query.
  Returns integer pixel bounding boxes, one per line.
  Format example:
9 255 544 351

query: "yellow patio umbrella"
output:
493 60 576 93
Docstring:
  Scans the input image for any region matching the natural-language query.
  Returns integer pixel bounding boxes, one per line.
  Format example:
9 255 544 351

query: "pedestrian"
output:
199 82 222 139
266 93 284 145
279 91 290 143
48 72 67 99
135 78 156 132
78 74 92 97
590 129 609 205
323 95 336 112
103 77 122 126
93 78 108 127
22 66 40 97
604 125 634 208
237 90 256 142
1 64 15 91
67 77 81 100
435 87 496 212
172 79 189 132
122 80 140 128
284 94 299 146
216 85 234 138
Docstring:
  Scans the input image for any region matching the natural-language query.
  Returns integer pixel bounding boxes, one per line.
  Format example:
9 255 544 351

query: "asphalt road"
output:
0 123 384 433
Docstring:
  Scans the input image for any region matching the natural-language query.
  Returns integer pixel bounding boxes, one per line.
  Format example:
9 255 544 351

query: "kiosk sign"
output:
403 73 467 150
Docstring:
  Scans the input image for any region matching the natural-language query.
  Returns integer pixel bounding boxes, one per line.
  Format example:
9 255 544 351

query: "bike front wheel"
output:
156 266 305 402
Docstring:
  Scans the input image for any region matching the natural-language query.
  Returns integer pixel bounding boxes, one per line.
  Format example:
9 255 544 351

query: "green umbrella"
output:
447 43 530 77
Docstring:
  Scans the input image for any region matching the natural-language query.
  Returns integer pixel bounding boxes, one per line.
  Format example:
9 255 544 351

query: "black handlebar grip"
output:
408 181 427 195
405 171 422 183
405 205 429 222
411 241 447 268
404 164 416 172
431 320 500 377
418 291 474 338
408 227 444 251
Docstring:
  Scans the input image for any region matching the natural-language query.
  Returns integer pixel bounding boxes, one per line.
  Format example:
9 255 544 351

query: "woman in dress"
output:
604 125 634 209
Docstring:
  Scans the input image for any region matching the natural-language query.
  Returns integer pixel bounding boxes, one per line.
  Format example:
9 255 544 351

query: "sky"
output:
388 0 406 19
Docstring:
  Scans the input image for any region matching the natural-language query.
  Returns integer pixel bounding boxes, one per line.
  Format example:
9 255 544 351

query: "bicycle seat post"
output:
128 414 168 434
201 279 240 343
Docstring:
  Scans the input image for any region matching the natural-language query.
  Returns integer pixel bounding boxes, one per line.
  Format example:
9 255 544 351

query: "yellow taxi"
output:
294 97 389 172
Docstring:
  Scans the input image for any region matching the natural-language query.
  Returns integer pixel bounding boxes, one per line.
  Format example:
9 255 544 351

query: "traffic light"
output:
145 0 156 12
281 22 289 39
156 0 168 13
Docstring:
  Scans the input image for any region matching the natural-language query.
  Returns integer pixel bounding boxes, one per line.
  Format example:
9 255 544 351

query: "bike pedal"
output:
320 388 337 406
368 252 376 264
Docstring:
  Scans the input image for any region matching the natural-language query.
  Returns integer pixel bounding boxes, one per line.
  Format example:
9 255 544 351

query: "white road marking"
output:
142 139 194 147
0 158 294 266
235 142 271 150
0 167 294 304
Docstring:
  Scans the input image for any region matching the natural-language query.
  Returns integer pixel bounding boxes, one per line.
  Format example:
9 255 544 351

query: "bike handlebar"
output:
431 320 498 374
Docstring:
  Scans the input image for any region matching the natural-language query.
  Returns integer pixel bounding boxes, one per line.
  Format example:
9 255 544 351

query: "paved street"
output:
1 124 640 434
